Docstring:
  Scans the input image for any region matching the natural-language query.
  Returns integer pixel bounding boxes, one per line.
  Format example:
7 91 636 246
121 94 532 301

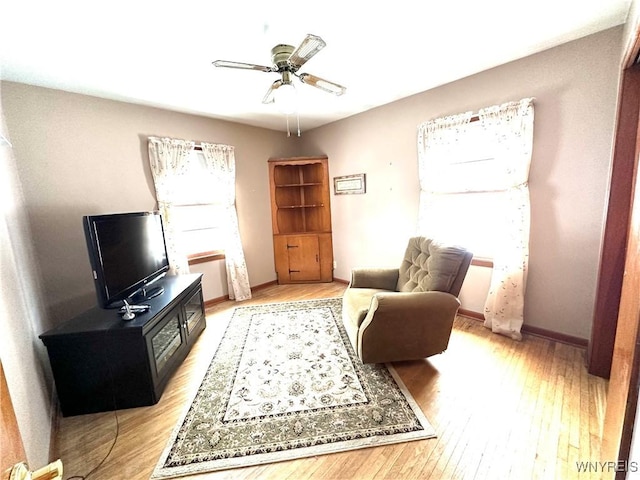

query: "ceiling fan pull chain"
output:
286 115 291 137
296 111 301 137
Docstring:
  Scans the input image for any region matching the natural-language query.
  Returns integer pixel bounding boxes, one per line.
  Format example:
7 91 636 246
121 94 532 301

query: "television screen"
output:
83 211 170 308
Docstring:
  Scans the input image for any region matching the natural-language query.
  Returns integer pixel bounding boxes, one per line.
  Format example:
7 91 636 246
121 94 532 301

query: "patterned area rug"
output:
151 297 435 479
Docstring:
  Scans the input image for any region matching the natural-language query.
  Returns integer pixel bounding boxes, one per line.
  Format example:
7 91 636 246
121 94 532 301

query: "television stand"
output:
40 274 205 416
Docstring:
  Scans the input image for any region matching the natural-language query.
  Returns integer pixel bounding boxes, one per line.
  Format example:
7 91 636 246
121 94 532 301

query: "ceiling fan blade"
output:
298 73 346 96
288 34 326 70
262 80 283 104
212 60 275 72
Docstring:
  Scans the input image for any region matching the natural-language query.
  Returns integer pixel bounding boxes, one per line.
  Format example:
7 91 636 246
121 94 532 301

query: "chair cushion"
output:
396 237 468 293
343 288 389 328
342 287 389 354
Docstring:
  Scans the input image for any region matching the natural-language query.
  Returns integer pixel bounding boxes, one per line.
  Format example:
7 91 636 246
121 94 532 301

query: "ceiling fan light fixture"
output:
275 82 297 115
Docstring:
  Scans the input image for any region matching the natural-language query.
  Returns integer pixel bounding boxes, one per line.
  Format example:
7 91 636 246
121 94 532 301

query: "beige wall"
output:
2 82 299 326
0 104 52 468
298 26 623 340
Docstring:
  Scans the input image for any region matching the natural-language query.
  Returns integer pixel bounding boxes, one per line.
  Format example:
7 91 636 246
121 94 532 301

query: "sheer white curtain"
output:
147 137 194 274
417 98 534 340
479 99 534 340
200 142 252 301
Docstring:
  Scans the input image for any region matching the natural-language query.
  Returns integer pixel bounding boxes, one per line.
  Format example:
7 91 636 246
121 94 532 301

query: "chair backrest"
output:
396 237 472 297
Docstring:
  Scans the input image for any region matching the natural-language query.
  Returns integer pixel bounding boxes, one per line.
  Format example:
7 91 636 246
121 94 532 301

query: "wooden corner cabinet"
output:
39 274 205 416
269 156 333 283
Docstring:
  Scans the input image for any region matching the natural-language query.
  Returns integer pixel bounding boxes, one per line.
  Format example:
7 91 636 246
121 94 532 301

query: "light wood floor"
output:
56 283 608 480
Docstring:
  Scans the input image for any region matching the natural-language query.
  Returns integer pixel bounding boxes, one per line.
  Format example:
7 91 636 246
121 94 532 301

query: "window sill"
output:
188 252 225 265
471 257 494 268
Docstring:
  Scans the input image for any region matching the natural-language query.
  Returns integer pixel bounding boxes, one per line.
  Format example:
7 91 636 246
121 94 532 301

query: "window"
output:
171 149 226 261
419 121 506 259
420 189 504 260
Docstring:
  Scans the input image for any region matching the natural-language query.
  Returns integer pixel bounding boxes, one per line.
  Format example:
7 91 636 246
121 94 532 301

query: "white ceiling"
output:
0 0 632 133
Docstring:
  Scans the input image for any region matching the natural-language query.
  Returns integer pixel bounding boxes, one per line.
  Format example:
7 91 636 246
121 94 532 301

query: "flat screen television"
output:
83 211 170 308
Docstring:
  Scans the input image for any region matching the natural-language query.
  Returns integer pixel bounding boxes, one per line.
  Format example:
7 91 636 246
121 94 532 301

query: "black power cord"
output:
65 408 119 480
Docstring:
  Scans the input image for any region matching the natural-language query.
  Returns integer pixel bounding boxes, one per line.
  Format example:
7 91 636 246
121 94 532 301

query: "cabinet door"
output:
287 235 321 281
147 308 186 385
184 286 205 344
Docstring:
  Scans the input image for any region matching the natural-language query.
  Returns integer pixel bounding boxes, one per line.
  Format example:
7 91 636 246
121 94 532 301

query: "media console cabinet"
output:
40 274 205 416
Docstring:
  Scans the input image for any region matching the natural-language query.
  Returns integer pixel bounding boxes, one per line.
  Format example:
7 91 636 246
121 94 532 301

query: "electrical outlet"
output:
333 261 337 269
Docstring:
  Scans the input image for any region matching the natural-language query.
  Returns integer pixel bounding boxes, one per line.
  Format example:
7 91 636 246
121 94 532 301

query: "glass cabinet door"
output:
184 287 205 340
149 310 184 378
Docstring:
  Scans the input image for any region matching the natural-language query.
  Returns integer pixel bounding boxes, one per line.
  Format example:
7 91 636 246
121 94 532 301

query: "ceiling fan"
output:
212 34 346 108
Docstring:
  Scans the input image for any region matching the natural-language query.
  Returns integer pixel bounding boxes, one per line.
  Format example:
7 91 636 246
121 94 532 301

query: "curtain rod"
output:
468 97 534 121
192 143 233 151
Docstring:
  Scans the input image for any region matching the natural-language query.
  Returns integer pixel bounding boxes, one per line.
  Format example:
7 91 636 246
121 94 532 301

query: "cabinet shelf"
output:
278 204 324 209
276 182 323 188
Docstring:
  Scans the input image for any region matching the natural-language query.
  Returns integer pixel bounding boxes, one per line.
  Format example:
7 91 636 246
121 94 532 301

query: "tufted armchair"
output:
342 237 472 364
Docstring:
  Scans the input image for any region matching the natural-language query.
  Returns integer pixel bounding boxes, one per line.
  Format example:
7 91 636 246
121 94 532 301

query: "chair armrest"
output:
368 291 460 315
350 268 399 290
357 291 461 363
